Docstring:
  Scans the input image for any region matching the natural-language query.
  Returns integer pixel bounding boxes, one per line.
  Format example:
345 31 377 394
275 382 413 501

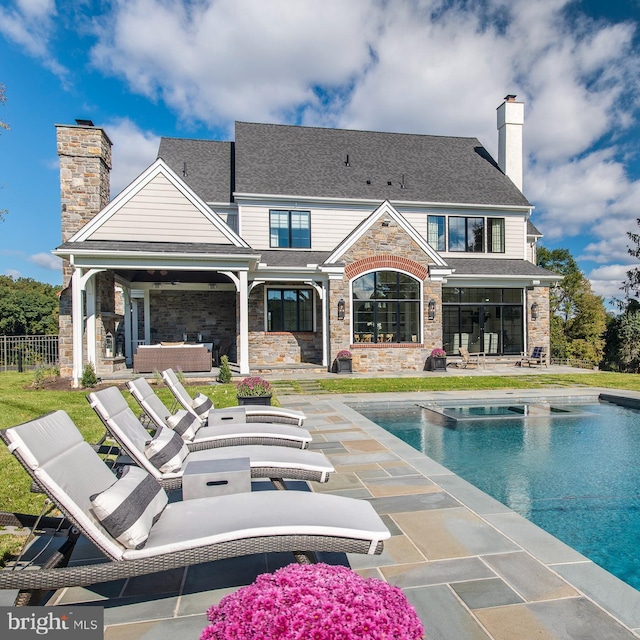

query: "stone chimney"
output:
56 121 113 377
496 95 524 192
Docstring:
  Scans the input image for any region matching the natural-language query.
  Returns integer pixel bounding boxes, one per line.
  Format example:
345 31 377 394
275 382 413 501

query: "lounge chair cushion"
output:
166 411 199 441
90 466 168 550
192 393 212 418
145 427 188 473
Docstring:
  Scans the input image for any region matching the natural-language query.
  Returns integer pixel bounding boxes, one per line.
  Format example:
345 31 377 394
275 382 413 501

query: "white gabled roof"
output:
325 200 449 267
70 159 249 248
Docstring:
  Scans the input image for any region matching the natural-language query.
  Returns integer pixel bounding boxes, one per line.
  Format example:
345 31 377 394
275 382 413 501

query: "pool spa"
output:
353 397 640 590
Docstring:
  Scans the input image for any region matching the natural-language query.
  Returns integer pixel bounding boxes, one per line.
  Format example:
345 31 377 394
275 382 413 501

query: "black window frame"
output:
266 288 314 332
269 210 311 248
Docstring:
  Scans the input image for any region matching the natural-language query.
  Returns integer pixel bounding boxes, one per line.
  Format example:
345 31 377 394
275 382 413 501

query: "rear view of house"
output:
54 96 558 385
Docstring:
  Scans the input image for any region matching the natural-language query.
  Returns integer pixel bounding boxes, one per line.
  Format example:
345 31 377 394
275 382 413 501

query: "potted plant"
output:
201 563 424 640
235 376 272 406
428 347 447 371
334 349 353 373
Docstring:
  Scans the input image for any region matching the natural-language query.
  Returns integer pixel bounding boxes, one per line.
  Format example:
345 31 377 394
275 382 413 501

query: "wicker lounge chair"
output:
90 386 311 451
90 387 333 492
161 368 306 426
0 411 389 605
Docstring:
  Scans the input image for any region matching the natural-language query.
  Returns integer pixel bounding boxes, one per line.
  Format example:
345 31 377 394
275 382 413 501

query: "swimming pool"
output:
355 399 640 590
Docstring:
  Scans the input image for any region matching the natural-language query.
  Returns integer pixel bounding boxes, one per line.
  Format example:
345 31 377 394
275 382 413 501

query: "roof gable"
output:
326 201 448 267
70 159 248 247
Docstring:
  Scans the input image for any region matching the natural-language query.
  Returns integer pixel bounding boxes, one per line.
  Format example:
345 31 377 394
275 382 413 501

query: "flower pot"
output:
237 395 272 406
428 356 447 371
335 358 353 374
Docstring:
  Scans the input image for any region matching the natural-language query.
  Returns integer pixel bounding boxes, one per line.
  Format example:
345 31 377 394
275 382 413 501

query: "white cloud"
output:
78 0 640 295
29 252 61 270
588 264 633 299
4 268 21 279
0 0 67 77
103 118 160 197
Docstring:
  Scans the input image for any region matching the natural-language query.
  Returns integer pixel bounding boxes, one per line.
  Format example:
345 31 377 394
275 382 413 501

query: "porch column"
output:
238 270 250 374
71 268 84 387
144 290 151 345
86 278 97 366
321 281 328 367
123 287 133 365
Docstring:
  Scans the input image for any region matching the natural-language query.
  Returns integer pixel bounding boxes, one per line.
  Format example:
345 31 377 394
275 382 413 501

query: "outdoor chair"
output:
161 369 306 426
0 411 389 605
458 347 485 368
88 387 333 492
518 346 548 367
90 386 311 452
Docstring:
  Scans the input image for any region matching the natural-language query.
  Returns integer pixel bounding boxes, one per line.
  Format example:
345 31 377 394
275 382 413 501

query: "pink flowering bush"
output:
235 376 272 397
336 350 352 360
430 348 446 358
201 563 424 640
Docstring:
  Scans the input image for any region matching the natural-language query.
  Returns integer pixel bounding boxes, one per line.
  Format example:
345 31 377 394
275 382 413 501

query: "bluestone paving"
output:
23 384 640 639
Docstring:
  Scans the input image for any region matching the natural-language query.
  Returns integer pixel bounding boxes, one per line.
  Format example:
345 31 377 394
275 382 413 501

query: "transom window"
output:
352 271 421 344
270 210 311 248
267 289 313 332
426 215 505 254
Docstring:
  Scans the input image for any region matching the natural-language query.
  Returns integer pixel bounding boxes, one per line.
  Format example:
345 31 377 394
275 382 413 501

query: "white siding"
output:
241 201 528 259
89 174 233 244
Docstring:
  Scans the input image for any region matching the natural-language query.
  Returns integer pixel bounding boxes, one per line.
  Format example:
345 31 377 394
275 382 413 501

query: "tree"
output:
0 276 61 335
0 83 9 222
537 246 607 365
621 217 640 302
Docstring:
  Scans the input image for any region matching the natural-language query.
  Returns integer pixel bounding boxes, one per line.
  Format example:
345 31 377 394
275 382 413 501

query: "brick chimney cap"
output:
504 94 517 102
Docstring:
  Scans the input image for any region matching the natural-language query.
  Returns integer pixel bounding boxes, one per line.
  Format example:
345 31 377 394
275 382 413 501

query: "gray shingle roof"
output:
446 258 559 278
527 220 542 236
257 250 334 267
235 122 531 206
56 240 258 256
157 137 233 203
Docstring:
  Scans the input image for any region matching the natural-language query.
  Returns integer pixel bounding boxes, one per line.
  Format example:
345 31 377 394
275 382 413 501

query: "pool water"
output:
356 400 640 590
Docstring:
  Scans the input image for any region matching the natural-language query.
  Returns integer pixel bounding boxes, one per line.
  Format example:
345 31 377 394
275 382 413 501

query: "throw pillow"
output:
90 466 168 549
192 392 212 419
144 426 188 473
166 410 199 441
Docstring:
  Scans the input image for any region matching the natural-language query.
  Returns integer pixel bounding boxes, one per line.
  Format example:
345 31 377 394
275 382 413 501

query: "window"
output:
427 215 445 251
488 218 505 253
270 210 311 248
267 289 313 331
352 271 421 343
449 217 484 252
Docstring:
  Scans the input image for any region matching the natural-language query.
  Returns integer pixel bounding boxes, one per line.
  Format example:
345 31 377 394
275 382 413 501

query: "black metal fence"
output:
0 335 59 372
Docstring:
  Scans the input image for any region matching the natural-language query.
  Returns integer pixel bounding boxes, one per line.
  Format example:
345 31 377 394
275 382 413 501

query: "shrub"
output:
430 348 446 358
201 562 424 640
80 362 98 388
218 355 232 383
336 350 352 360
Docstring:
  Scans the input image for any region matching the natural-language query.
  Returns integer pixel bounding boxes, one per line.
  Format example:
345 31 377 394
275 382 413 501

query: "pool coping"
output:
314 387 640 636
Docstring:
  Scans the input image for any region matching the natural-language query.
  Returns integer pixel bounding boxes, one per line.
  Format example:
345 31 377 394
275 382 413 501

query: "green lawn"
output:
1 369 639 517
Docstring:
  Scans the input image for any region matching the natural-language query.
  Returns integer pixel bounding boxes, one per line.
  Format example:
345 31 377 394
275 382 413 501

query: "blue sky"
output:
1 0 640 307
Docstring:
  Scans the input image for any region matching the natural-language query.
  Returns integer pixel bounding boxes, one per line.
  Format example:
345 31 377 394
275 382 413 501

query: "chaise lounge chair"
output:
161 368 306 426
90 386 311 451
89 387 333 491
0 411 389 605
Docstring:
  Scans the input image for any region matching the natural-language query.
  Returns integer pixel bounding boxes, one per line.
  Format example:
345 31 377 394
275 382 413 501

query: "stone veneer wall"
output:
149 290 237 348
333 217 441 373
56 124 113 377
247 284 323 365
527 286 550 363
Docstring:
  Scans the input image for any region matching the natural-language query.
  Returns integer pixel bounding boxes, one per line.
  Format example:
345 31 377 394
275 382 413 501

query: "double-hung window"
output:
270 210 311 248
427 215 446 251
487 218 505 253
267 289 313 332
